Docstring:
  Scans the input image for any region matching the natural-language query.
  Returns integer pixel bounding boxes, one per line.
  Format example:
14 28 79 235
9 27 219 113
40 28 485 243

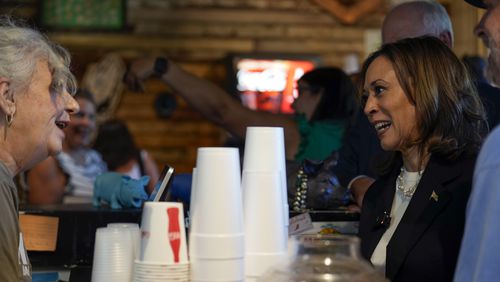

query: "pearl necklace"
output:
396 167 423 198
292 166 308 212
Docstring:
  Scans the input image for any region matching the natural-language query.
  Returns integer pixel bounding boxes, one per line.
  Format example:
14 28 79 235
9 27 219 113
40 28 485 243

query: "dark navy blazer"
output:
358 154 476 282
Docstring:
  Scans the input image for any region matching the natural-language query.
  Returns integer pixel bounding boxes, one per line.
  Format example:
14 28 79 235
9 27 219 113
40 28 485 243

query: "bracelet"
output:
292 166 308 212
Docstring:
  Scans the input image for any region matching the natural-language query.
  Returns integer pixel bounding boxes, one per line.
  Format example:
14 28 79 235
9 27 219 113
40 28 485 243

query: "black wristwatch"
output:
154 57 169 77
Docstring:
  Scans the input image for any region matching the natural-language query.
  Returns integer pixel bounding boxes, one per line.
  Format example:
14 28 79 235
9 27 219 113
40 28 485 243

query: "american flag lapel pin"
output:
430 191 439 202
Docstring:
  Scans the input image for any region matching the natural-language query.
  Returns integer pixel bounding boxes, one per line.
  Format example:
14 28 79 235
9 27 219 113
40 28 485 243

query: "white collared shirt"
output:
370 169 421 272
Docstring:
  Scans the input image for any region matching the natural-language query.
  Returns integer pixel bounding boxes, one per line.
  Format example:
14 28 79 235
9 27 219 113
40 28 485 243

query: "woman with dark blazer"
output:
357 36 487 282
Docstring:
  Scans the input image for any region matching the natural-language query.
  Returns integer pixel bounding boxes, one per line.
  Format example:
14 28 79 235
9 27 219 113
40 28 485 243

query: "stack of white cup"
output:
91 227 136 282
188 167 197 229
189 147 245 282
242 127 289 281
107 223 141 260
134 202 189 282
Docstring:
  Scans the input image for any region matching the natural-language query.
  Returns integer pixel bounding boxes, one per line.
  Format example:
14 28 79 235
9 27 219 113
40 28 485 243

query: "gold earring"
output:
4 113 13 141
6 113 13 126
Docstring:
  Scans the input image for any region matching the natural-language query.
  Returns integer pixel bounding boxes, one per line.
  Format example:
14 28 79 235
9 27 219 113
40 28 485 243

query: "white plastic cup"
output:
188 167 197 229
189 233 244 259
189 148 245 280
139 202 188 264
242 170 288 280
107 223 140 259
243 127 286 178
132 259 189 282
243 127 289 238
190 257 244 281
190 147 243 235
92 227 134 282
243 171 287 253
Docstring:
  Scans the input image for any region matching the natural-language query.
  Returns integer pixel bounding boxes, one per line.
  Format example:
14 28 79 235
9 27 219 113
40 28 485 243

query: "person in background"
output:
358 36 487 282
0 17 79 281
27 89 107 204
337 0 500 209
125 62 358 211
462 55 488 82
93 119 160 194
125 61 356 163
455 0 500 281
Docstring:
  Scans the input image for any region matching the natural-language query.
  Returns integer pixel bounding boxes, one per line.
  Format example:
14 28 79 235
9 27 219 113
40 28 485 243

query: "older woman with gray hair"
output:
0 18 79 281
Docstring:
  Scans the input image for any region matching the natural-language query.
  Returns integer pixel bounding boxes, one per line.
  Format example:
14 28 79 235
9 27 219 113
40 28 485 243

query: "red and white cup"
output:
139 202 188 264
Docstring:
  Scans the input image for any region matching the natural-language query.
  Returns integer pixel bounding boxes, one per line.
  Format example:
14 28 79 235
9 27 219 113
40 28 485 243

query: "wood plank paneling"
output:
49 33 255 53
128 8 337 25
55 0 376 173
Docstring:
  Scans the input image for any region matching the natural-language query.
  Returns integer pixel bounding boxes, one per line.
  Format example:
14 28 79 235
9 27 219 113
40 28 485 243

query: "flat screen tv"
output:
227 54 321 114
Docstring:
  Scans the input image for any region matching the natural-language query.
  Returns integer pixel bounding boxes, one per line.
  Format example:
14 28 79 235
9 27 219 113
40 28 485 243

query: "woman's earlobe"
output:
0 79 15 116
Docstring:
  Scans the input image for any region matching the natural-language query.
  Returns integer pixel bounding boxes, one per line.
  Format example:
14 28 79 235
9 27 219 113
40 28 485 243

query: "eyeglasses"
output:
296 85 319 95
73 111 96 121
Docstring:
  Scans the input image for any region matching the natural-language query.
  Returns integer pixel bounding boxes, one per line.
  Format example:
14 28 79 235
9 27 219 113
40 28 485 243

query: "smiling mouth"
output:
55 121 69 129
374 121 391 134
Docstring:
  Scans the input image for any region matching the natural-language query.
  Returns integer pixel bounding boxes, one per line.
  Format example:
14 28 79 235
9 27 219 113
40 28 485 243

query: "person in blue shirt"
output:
455 0 500 281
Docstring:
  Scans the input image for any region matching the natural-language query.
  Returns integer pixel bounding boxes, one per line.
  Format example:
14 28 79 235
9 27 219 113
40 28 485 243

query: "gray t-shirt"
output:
0 161 31 281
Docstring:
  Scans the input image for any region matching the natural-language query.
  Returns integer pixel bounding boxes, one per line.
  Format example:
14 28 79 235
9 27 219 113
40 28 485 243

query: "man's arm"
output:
125 57 300 158
348 175 376 207
333 109 381 207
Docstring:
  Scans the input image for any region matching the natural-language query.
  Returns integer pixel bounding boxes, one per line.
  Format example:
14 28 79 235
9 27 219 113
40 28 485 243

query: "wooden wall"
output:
0 0 484 173
48 0 387 173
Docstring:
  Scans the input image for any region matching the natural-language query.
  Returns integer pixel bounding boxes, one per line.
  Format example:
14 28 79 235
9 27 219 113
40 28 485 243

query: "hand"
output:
123 57 156 92
347 204 360 213
350 176 375 208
